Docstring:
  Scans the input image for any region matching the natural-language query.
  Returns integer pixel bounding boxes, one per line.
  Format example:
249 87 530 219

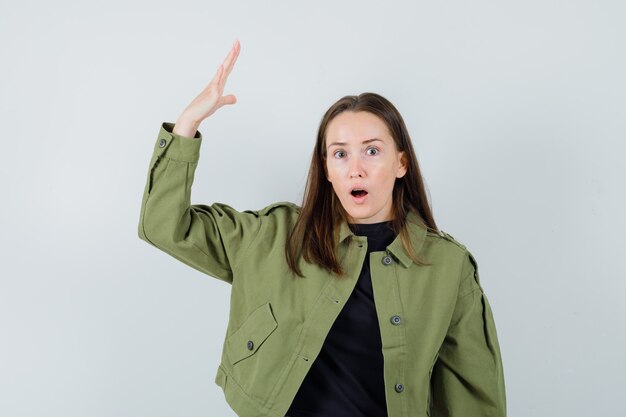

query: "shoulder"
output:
240 202 301 233
424 228 482 290
253 201 300 216
198 202 301 230
246 201 301 217
425 228 469 255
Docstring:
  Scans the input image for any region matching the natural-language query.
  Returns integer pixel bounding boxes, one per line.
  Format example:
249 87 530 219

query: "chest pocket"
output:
226 302 278 366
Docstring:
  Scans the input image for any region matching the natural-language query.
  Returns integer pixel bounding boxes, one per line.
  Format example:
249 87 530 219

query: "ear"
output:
396 152 408 178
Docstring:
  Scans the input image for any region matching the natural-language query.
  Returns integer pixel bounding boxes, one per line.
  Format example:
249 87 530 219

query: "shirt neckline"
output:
349 221 394 237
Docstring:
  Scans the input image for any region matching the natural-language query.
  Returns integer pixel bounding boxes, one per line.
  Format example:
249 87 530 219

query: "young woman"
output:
138 40 506 417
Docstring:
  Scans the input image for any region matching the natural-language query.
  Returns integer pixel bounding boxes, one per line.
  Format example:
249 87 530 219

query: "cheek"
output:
387 159 404 180
325 164 332 181
371 163 398 184
325 162 344 182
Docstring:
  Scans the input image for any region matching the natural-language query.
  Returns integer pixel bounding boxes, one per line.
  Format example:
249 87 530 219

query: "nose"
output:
349 156 364 178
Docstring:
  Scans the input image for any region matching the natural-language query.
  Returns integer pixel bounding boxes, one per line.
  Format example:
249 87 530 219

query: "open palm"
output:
174 40 241 136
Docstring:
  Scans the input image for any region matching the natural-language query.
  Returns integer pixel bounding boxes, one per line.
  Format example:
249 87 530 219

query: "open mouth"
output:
350 189 368 198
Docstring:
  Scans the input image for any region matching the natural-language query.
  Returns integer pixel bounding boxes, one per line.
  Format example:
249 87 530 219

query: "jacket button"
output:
159 138 167 148
390 315 401 325
395 383 404 393
382 255 393 265
247 340 254 350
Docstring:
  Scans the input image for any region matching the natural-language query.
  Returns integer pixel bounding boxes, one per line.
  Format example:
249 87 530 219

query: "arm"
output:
138 41 253 284
137 121 261 284
430 251 507 416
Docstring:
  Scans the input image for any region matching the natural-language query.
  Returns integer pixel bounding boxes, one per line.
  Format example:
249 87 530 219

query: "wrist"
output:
173 115 201 138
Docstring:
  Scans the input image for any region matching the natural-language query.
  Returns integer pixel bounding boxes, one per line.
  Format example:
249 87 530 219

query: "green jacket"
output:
138 122 507 417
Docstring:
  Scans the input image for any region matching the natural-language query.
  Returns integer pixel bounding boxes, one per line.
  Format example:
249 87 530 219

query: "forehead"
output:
326 111 392 145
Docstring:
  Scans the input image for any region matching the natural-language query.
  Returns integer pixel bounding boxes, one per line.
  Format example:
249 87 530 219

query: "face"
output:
325 111 407 224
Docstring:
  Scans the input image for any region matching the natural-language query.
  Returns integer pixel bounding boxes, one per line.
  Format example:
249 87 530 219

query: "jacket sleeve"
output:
430 251 507 417
137 122 263 284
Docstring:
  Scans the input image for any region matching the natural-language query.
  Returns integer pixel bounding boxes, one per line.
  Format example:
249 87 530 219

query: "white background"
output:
1 1 624 416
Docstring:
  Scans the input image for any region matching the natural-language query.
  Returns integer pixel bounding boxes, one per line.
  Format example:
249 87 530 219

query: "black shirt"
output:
286 221 396 417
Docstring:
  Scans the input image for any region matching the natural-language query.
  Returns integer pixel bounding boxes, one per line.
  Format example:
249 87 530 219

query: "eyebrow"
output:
327 138 383 148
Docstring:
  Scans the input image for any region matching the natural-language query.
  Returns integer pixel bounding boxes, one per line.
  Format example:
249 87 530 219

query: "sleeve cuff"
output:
152 122 203 163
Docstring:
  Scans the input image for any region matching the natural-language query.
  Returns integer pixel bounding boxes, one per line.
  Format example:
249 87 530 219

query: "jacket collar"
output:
337 211 428 268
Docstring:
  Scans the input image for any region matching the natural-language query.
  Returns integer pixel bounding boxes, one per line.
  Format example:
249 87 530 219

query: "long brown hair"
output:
286 92 439 277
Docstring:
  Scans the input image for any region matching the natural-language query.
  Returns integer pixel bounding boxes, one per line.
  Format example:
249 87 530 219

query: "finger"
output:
221 40 240 86
228 40 241 73
206 63 224 90
222 39 240 73
220 50 239 90
220 94 237 106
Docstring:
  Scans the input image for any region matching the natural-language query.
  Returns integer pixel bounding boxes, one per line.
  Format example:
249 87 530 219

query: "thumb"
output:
220 94 237 106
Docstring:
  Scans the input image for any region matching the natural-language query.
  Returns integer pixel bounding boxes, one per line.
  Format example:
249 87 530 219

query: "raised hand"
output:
173 40 241 137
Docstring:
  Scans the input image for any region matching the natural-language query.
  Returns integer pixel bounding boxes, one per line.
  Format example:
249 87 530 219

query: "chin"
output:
346 210 376 223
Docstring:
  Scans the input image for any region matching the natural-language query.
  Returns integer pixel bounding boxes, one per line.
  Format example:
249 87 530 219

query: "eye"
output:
333 150 347 159
366 147 379 156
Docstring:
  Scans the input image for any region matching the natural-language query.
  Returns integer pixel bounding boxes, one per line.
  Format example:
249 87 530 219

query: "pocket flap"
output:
226 302 278 365
214 364 227 390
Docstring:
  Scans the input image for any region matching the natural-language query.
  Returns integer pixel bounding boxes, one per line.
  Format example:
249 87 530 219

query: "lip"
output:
350 192 368 204
349 186 369 204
